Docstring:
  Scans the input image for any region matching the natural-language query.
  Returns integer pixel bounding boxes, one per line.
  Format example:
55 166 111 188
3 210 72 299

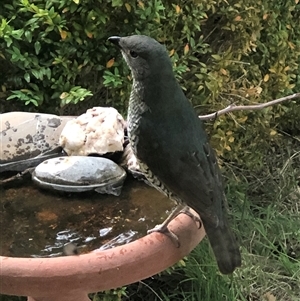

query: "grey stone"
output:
32 156 127 196
0 112 74 172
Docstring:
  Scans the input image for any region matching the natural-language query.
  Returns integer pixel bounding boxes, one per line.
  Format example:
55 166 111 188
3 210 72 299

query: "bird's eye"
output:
129 50 138 58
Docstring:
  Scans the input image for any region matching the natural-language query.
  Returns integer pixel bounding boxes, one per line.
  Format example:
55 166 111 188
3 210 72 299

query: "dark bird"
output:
108 35 241 274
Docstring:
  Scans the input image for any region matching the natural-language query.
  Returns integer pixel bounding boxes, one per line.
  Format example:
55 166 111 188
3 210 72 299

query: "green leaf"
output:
24 30 32 42
34 41 41 55
11 29 24 40
4 37 13 47
31 69 40 79
29 83 40 91
12 46 21 56
25 18 39 27
24 73 30 82
211 54 222 60
112 0 122 7
45 68 51 80
7 94 19 100
4 4 14 10
26 99 39 106
72 22 82 31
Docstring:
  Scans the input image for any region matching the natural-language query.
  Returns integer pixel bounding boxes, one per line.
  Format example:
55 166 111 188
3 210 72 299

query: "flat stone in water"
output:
32 156 126 196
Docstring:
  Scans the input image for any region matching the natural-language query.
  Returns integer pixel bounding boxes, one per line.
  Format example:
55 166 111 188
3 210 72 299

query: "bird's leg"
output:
147 204 186 247
177 206 202 229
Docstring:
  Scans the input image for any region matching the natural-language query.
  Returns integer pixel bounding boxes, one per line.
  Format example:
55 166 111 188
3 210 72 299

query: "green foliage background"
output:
1 0 300 167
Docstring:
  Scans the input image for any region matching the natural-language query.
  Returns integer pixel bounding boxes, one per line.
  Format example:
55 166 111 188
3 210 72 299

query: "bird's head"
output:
108 35 173 81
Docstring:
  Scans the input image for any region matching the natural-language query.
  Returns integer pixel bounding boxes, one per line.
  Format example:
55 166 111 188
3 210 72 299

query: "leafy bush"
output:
1 0 299 167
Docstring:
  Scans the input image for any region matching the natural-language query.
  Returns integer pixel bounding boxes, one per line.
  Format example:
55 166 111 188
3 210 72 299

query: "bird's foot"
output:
147 224 180 248
179 207 202 229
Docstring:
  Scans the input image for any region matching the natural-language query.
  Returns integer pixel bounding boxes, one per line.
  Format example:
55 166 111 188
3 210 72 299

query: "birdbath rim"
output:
0 212 205 301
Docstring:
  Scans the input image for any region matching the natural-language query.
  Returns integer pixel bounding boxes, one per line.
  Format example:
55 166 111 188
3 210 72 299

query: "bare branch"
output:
0 167 34 185
198 92 300 120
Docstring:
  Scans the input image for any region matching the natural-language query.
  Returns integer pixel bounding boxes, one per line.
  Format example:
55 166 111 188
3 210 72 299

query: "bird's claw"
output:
179 207 202 229
147 224 180 248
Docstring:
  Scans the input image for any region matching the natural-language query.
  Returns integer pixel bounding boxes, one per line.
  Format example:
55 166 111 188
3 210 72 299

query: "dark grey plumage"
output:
109 35 241 274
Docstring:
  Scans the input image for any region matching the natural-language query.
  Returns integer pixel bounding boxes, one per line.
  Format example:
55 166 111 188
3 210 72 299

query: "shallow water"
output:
0 177 174 257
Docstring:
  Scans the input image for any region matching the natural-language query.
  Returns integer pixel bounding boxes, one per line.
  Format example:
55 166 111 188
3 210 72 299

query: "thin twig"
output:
278 129 300 143
0 167 34 185
198 92 300 120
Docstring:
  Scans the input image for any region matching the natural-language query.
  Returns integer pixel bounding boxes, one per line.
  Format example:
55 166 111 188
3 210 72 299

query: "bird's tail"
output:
203 218 241 274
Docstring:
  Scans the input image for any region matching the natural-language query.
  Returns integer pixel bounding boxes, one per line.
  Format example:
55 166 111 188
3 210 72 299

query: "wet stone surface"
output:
0 178 174 257
32 156 127 196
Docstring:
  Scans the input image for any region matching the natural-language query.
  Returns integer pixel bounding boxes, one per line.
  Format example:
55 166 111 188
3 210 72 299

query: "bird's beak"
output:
108 36 121 48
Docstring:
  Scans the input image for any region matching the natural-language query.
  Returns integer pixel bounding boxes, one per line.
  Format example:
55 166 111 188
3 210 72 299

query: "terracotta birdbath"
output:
0 212 205 301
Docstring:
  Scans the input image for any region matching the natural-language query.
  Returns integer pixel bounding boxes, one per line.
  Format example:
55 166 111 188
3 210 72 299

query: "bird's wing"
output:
137 108 224 226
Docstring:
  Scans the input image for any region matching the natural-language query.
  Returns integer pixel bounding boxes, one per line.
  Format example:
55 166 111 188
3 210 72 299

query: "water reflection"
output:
0 177 174 257
97 230 138 251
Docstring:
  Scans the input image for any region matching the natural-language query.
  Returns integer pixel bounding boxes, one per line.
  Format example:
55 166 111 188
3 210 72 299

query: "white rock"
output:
59 107 125 156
